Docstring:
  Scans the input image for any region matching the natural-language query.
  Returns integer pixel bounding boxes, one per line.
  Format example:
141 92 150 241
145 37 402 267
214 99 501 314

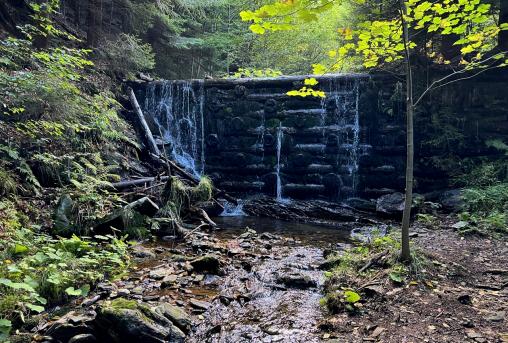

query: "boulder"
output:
45 311 96 343
439 189 464 212
275 272 317 289
376 192 424 217
190 255 221 275
154 303 192 333
345 197 376 212
376 192 404 217
95 299 185 343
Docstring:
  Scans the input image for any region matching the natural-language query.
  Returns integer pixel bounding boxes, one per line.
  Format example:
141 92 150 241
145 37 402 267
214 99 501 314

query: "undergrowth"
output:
321 231 427 315
0 199 130 338
451 139 508 236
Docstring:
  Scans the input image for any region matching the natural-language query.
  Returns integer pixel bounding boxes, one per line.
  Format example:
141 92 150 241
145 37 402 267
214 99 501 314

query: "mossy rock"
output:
154 303 192 333
96 299 186 343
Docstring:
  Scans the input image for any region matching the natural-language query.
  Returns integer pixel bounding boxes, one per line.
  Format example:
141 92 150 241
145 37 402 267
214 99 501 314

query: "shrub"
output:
96 33 155 79
462 183 508 214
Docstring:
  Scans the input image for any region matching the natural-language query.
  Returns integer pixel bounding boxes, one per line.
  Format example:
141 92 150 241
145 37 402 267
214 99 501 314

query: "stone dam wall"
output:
133 73 508 202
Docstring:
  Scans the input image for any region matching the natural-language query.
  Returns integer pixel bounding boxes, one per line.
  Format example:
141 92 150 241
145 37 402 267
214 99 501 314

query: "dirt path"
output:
319 222 508 343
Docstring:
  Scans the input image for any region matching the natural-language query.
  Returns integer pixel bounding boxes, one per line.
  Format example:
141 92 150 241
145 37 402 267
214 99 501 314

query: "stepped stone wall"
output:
134 72 508 201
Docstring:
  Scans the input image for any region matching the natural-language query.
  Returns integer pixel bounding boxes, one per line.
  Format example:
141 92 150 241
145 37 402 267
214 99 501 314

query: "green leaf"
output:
65 284 90 297
0 319 11 341
389 272 403 283
0 278 36 292
26 303 45 313
304 78 319 86
249 24 266 35
14 244 29 254
344 290 361 303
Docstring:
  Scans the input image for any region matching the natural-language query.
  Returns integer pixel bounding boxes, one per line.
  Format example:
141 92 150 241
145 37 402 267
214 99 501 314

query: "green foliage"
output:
0 229 129 331
242 0 508 97
0 168 17 196
321 230 426 313
97 33 155 79
287 78 326 98
230 67 282 78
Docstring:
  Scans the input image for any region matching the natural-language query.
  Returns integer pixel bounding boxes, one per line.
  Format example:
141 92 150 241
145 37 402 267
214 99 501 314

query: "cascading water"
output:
219 200 246 217
275 122 287 203
327 78 361 194
143 81 205 178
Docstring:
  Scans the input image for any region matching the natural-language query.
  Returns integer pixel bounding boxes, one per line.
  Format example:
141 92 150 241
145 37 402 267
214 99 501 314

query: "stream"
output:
184 217 353 342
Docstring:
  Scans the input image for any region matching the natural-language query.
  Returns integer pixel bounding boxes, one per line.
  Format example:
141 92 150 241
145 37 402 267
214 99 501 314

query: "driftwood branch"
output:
128 87 160 157
152 153 238 205
358 250 389 273
112 176 170 190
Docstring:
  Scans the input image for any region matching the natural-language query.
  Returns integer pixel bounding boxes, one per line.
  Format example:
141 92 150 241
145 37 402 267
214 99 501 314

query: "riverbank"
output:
23 215 506 343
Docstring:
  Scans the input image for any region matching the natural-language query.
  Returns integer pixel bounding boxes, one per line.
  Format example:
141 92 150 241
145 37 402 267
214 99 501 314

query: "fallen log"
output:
128 87 160 157
112 176 170 190
189 207 218 228
152 153 238 205
93 196 159 234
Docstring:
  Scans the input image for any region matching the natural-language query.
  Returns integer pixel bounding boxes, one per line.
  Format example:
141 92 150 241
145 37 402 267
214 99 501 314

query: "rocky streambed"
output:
34 217 359 343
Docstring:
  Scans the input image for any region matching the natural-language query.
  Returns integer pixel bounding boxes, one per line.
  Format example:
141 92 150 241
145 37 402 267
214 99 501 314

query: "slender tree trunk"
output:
86 0 101 47
500 0 508 51
400 0 413 262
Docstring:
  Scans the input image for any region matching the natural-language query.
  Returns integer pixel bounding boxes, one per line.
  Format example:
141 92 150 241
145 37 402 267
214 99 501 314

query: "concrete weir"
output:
133 73 508 202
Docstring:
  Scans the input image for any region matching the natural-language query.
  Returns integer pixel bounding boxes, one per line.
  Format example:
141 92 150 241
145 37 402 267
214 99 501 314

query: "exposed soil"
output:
319 218 508 343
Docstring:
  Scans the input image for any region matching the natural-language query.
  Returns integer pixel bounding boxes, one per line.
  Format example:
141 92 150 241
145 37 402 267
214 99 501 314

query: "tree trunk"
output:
400 0 413 262
128 87 161 157
86 0 101 47
0 1 20 36
500 0 508 51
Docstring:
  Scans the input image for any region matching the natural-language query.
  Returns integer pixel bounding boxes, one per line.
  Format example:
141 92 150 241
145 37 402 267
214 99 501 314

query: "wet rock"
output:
204 274 221 285
260 232 277 240
189 299 211 311
376 193 404 217
191 240 217 251
53 194 75 236
132 246 156 259
149 268 173 280
345 197 376 212
46 311 95 343
161 274 178 287
190 255 221 275
95 299 185 343
239 228 257 239
275 273 317 289
81 295 101 307
117 289 131 297
154 303 192 333
68 334 97 343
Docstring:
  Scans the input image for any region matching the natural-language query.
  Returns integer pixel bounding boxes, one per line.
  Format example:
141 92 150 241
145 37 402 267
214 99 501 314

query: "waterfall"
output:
351 80 360 189
143 81 205 178
328 78 361 195
276 122 285 202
